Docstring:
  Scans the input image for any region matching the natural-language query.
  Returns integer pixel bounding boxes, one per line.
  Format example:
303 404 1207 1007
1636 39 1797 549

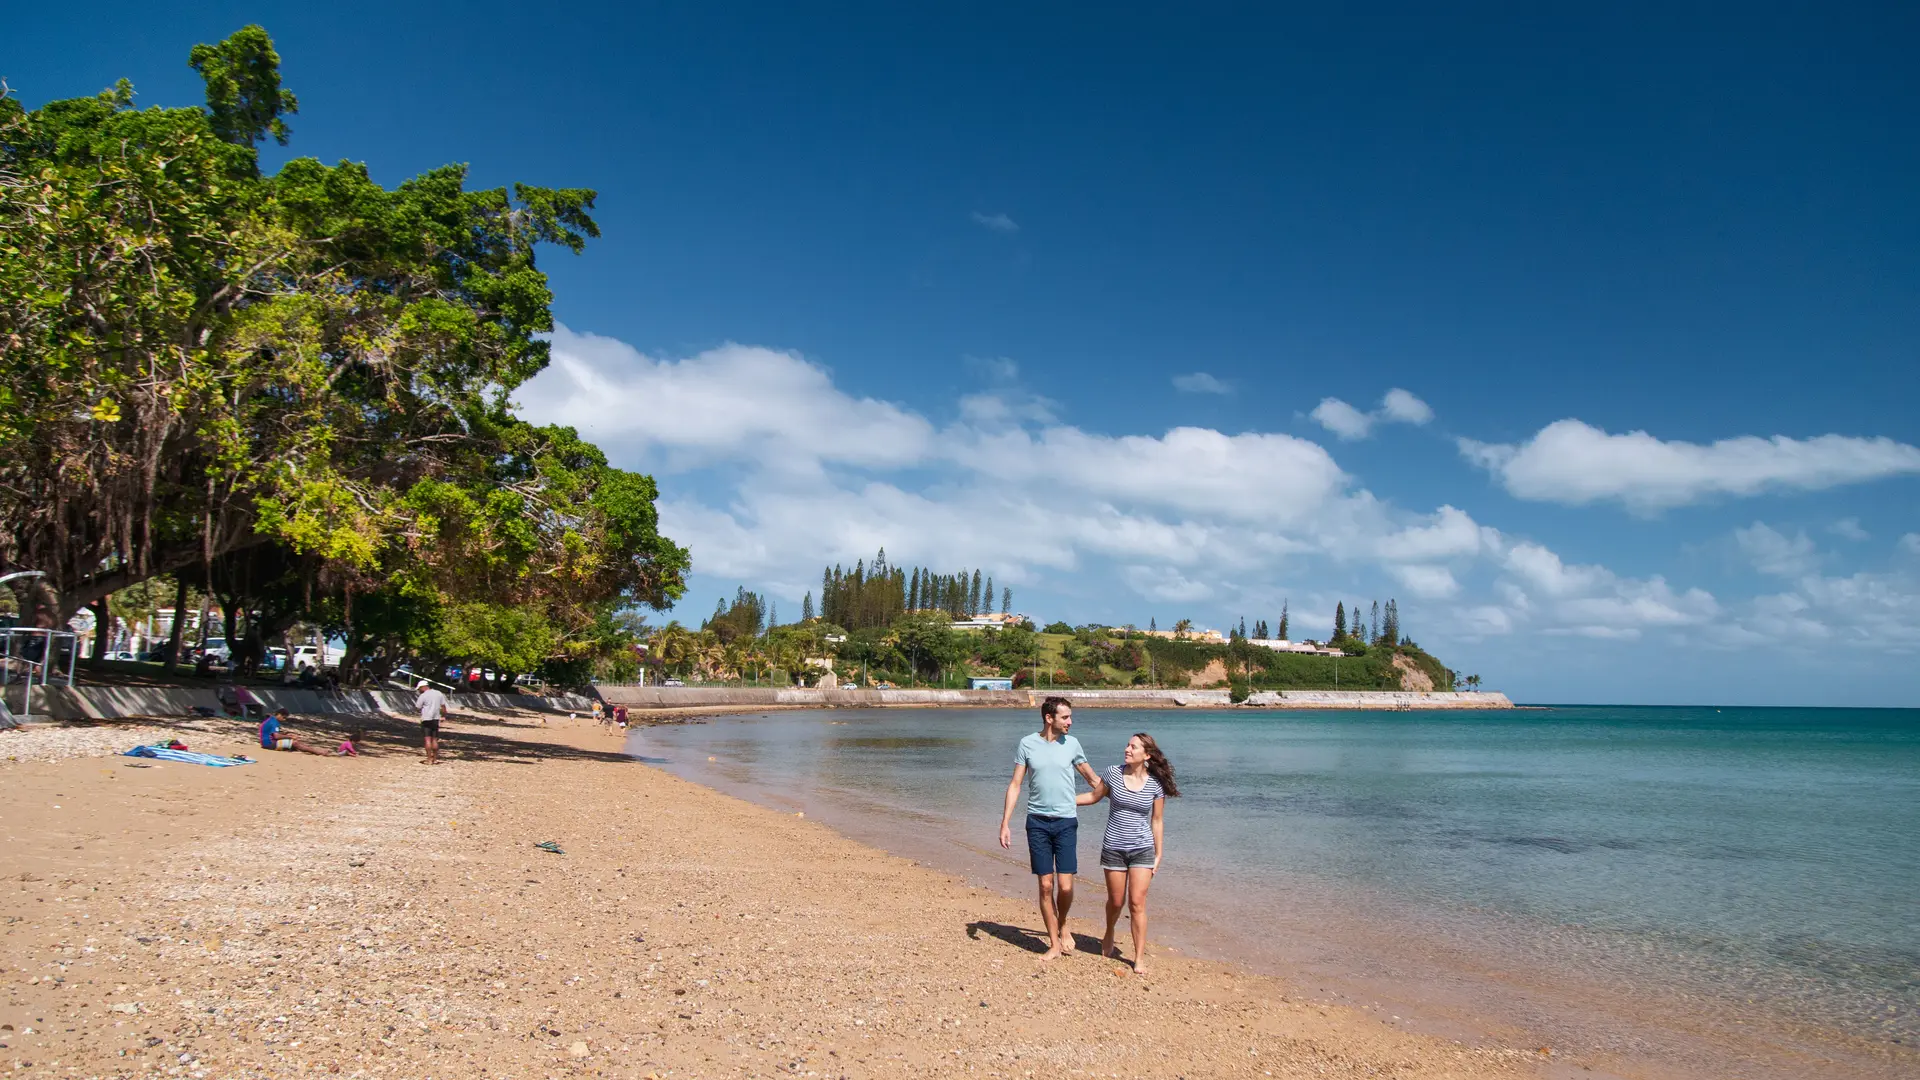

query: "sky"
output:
10 4 1920 704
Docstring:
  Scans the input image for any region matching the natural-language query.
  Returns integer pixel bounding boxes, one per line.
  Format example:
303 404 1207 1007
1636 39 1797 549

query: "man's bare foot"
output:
1059 935 1076 956
1039 944 1064 961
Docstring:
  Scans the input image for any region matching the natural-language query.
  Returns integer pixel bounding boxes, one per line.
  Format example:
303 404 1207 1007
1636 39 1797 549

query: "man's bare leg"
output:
1056 874 1077 953
425 732 439 765
1036 874 1064 959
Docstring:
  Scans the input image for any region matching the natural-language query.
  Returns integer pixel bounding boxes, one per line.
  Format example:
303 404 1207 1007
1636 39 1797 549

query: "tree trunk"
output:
87 597 109 668
162 576 188 672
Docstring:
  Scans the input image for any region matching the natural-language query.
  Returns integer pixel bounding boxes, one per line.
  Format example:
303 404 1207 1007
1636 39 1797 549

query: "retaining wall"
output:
22 684 591 722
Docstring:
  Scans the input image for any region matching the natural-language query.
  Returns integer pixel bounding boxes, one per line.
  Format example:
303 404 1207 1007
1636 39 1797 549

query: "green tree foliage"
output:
1042 621 1073 634
703 588 766 643
0 26 686 681
817 551 1008 629
1278 600 1288 640
1333 602 1347 641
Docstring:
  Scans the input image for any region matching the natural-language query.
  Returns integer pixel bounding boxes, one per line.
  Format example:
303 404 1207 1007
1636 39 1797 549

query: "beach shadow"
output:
80 712 638 766
966 920 1050 954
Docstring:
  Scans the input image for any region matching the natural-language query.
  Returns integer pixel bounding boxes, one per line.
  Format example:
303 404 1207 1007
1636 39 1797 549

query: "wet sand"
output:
0 708 1546 1079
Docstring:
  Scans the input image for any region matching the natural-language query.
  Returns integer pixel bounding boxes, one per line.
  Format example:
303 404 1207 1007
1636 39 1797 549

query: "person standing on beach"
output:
1076 732 1178 973
416 679 449 764
999 696 1100 960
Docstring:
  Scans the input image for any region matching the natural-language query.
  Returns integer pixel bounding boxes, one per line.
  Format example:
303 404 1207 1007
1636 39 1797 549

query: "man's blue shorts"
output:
1025 814 1078 876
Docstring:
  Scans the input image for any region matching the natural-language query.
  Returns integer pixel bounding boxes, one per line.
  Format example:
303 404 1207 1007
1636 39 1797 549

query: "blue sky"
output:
11 4 1920 704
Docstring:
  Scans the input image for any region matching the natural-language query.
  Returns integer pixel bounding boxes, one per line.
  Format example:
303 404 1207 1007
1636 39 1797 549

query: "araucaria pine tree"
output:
1278 601 1288 640
802 592 814 622
1334 602 1346 641
1370 601 1380 644
1001 586 1011 615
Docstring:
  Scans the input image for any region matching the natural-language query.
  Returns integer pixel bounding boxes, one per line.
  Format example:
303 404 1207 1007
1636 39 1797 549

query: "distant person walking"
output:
416 679 449 764
1076 732 1179 974
999 696 1100 960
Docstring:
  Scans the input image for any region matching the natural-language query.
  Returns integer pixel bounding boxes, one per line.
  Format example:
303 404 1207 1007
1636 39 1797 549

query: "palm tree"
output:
1173 618 1193 640
646 623 682 678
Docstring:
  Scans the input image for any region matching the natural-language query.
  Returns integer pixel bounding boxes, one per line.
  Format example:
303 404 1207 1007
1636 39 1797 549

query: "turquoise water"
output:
629 705 1920 1077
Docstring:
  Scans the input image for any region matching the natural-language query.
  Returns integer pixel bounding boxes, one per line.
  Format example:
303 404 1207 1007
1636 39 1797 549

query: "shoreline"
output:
0 709 1545 1080
629 707 1918 1080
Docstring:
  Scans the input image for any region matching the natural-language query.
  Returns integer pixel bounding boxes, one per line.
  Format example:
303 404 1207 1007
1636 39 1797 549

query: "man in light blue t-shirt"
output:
999 696 1100 959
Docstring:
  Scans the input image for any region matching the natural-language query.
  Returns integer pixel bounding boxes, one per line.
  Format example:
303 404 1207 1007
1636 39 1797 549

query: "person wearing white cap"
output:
416 678 450 764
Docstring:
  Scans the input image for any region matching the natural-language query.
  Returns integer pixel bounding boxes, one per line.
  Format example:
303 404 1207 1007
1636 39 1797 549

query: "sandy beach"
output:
0 707 1545 1080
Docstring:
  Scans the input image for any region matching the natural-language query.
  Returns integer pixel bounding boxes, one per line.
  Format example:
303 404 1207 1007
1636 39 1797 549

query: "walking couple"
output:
998 696 1179 971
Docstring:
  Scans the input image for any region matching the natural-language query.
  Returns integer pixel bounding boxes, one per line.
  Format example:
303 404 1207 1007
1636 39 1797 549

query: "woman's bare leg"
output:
1101 869 1127 957
1126 866 1153 972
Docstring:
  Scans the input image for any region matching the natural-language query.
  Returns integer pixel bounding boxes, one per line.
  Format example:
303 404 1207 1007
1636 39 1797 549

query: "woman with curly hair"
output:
1077 731 1179 973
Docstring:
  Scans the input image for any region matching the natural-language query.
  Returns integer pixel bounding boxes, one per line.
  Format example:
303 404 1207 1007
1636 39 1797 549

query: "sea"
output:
625 705 1919 1080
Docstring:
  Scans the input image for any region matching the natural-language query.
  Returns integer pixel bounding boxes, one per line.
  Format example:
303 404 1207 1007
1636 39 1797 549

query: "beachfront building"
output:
949 612 1029 632
1137 627 1229 644
1249 638 1346 656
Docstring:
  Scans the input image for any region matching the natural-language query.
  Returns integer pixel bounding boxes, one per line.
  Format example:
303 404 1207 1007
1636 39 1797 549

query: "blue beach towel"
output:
122 746 254 767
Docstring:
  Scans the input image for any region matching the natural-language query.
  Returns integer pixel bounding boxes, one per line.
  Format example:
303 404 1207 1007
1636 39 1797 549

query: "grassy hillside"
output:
990 628 1459 693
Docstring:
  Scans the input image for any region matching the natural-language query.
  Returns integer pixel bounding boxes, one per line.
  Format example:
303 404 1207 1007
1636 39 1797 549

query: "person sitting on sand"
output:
999 696 1101 960
258 708 337 756
1075 732 1179 974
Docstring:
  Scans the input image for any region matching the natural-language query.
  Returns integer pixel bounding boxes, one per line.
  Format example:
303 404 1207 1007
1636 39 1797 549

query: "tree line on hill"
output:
809 550 1011 631
643 582 1469 695
0 27 683 687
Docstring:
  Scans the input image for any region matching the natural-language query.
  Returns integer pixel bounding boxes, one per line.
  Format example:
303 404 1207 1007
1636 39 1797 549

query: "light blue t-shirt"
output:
1015 732 1087 817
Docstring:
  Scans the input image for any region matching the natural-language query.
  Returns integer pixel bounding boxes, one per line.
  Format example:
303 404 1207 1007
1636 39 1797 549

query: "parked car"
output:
265 646 288 671
663 678 685 687
108 650 137 661
197 637 231 664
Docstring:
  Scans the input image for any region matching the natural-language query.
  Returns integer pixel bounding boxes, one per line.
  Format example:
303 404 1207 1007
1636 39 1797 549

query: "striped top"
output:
1101 765 1164 853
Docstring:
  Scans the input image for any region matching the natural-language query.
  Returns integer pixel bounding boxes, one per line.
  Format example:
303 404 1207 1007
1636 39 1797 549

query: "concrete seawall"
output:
16 684 595 722
594 686 1513 710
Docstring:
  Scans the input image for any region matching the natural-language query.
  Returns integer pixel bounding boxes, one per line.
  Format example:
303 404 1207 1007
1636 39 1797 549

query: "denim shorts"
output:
1025 814 1078 876
1100 846 1156 871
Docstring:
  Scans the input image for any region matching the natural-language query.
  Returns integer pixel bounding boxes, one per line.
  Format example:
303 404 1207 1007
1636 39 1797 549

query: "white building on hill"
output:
950 612 1028 631
1250 638 1345 656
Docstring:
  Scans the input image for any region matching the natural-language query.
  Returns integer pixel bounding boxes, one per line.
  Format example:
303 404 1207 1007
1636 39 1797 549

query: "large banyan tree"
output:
0 27 686 675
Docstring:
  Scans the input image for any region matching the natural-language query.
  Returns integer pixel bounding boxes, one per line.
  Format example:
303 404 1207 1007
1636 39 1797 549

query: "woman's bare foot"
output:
1039 943 1065 961
1059 935 1076 956
1100 935 1120 959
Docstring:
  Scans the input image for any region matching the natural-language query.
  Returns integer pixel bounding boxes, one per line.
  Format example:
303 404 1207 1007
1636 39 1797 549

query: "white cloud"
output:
1380 388 1434 426
1390 565 1460 599
1310 398 1374 440
1829 517 1870 541
518 327 1782 652
970 211 1019 234
1310 389 1434 440
1901 534 1920 556
1372 506 1497 562
1733 522 1819 578
1462 419 1920 513
1491 542 1720 640
515 328 932 473
1121 565 1216 603
1172 372 1231 395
